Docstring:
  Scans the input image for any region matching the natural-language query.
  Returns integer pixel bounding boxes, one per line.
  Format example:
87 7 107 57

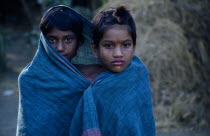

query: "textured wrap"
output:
16 5 155 136
70 56 156 136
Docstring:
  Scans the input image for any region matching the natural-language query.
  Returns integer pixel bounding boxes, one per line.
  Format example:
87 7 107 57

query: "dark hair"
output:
92 4 136 47
39 6 84 44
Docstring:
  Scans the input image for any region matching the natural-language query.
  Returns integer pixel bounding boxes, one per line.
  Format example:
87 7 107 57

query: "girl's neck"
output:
74 64 106 82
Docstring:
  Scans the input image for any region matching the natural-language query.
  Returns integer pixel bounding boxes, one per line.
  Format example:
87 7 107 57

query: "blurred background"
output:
0 0 209 135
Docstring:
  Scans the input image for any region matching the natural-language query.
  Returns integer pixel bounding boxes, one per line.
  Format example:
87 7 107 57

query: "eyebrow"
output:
46 34 76 38
102 39 132 43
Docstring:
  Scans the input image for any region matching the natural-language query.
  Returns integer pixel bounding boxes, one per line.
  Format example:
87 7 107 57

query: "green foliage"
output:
23 24 40 47
73 6 93 20
37 0 72 6
101 0 109 5
37 0 72 12
91 0 108 11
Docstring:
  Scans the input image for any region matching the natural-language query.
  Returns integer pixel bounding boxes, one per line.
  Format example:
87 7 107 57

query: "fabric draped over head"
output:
40 5 100 65
16 5 155 136
16 5 96 135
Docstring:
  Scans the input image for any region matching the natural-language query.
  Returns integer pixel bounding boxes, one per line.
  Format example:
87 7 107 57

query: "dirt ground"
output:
0 89 209 136
1 91 209 136
0 29 209 136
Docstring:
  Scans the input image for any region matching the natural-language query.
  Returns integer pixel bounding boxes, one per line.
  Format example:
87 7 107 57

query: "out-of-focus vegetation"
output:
37 0 72 10
0 0 107 70
0 0 209 131
2 0 108 46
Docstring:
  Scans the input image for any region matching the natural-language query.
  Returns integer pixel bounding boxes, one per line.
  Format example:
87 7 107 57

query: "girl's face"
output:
92 24 136 73
46 28 78 61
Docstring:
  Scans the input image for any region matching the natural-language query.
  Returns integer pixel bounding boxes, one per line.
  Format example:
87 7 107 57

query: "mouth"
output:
112 60 125 66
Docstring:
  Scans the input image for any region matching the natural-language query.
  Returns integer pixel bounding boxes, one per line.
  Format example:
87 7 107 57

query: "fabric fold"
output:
17 34 90 136
17 5 99 136
70 56 156 136
17 5 155 136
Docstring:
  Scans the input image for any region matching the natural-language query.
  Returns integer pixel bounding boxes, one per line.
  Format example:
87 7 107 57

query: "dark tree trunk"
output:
20 0 33 27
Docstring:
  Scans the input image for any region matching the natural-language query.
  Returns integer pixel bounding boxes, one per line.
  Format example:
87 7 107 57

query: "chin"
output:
110 68 124 73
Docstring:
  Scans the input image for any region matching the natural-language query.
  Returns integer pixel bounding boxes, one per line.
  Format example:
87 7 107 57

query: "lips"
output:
112 60 125 66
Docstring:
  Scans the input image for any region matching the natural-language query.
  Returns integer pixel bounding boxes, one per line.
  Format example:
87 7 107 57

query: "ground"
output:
0 28 209 136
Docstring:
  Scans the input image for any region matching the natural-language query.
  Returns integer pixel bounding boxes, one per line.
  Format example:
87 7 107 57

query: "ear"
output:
91 41 99 59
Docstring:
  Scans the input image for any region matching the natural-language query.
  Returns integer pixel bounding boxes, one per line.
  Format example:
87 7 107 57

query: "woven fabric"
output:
16 5 95 136
16 5 155 136
16 33 90 136
70 56 156 136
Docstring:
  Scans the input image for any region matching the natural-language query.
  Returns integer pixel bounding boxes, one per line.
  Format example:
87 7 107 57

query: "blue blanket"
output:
16 6 94 136
16 33 90 136
16 6 155 136
70 56 156 136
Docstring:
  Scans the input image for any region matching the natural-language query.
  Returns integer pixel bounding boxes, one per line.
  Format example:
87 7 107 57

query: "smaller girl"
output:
70 4 156 136
90 5 156 135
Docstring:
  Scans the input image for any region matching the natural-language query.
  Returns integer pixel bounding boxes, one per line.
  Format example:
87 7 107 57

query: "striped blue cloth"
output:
16 5 155 136
16 33 90 136
70 56 156 136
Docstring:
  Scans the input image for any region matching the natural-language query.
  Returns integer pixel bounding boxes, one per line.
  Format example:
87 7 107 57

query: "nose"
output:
113 47 123 58
56 41 64 52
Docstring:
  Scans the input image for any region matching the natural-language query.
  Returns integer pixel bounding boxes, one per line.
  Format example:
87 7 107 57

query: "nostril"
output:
113 49 123 57
57 43 64 51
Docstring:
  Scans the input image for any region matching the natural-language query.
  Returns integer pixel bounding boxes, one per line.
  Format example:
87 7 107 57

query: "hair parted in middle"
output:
92 4 136 47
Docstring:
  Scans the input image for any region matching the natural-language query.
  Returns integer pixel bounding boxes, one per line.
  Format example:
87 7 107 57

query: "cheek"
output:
126 48 135 57
98 49 110 60
66 44 77 53
50 43 57 48
69 41 77 48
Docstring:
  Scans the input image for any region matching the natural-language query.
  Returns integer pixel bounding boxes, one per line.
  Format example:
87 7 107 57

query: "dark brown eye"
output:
104 44 114 48
122 43 131 48
65 37 72 43
48 37 56 43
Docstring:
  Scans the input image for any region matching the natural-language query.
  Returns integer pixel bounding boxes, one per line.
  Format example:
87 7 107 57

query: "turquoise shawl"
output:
16 5 155 136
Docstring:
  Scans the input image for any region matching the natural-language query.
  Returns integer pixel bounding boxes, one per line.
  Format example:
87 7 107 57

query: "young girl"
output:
39 5 104 82
70 5 156 136
16 5 103 136
91 5 136 73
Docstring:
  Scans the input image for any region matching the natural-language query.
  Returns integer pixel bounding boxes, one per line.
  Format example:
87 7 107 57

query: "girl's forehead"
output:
105 24 130 31
103 24 130 35
102 25 132 39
